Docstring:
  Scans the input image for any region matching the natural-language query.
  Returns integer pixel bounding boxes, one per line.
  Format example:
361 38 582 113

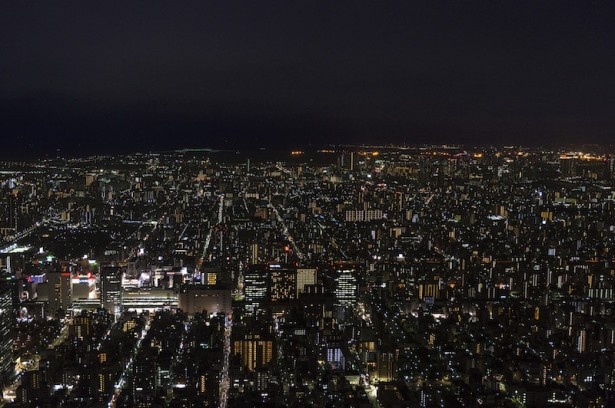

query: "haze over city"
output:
2 1 615 158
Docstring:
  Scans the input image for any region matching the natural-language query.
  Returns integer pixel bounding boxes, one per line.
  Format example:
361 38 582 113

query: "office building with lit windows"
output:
100 266 122 315
333 264 358 307
269 263 296 302
244 264 268 313
232 331 274 372
0 273 15 386
296 268 317 297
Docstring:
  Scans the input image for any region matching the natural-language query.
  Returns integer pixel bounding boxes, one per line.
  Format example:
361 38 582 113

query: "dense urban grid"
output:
1 145 615 407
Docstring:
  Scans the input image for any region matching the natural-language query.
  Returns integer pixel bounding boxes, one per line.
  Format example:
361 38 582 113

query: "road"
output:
268 202 304 260
200 194 224 263
110 316 152 407
219 315 232 408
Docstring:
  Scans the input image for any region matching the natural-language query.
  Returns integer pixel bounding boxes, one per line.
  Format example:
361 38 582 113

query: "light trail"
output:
109 316 152 408
200 194 224 263
269 202 304 260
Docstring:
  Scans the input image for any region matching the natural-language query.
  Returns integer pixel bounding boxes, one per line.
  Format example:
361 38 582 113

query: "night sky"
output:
2 1 615 158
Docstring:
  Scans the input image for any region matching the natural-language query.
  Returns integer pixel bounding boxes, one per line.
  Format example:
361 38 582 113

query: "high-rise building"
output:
245 264 301 310
334 264 358 307
100 266 122 316
345 209 384 222
296 268 317 297
17 370 44 404
250 242 260 265
376 351 396 382
37 271 71 318
91 366 115 402
324 343 345 371
560 156 577 177
69 313 92 340
232 331 274 372
0 274 16 386
133 351 158 401
1 191 18 231
244 265 268 313
269 264 296 303
339 151 359 171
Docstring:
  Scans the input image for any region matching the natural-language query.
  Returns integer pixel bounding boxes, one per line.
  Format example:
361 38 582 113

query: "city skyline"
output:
3 3 615 406
1 146 615 406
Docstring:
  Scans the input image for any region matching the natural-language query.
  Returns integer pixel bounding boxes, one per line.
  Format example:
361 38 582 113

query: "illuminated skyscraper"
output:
100 266 122 316
244 265 268 313
38 271 71 318
334 264 358 307
560 156 577 177
245 264 300 310
269 264 296 303
0 191 18 232
296 268 317 297
69 312 92 340
0 274 16 386
232 331 274 372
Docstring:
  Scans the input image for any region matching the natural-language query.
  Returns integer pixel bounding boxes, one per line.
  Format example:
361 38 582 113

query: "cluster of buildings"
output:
0 144 614 407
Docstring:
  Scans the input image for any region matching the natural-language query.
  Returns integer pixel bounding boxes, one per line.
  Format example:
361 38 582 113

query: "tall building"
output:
69 313 92 340
334 264 358 307
339 151 359 171
250 242 260 265
0 191 18 231
244 265 268 313
560 156 577 177
376 351 396 382
132 350 158 401
296 268 317 297
202 266 220 286
325 346 345 370
0 274 16 386
91 366 115 403
269 264 296 303
17 370 44 404
232 331 274 372
37 271 71 318
100 266 122 316
245 264 300 310
345 209 384 222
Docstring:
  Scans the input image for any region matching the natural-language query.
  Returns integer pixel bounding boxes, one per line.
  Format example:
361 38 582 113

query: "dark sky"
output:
2 1 615 158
